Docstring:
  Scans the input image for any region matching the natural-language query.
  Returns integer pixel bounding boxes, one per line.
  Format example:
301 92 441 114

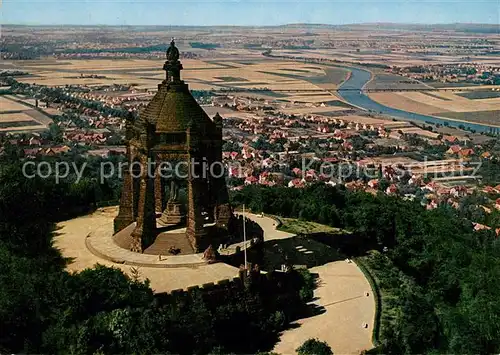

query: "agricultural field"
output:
368 92 450 115
333 114 413 129
0 97 32 111
273 45 500 69
0 96 53 132
419 91 452 101
365 73 431 91
368 91 500 127
436 110 500 126
457 91 500 100
280 105 347 115
398 127 441 139
3 25 498 132
5 57 353 105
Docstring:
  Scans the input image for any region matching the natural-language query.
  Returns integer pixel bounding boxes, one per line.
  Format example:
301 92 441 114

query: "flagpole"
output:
243 204 247 270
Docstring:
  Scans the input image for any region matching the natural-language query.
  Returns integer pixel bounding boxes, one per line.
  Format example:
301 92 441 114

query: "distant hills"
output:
280 23 500 33
4 23 499 34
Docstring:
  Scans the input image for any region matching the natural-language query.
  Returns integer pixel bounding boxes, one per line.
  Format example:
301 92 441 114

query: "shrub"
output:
298 269 316 302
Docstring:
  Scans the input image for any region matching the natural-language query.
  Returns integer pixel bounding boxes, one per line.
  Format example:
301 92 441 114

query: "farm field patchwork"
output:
0 96 54 131
368 92 449 115
0 112 37 123
365 73 430 90
0 120 42 129
402 91 500 112
420 91 452 101
368 90 500 126
457 91 500 100
0 97 31 112
214 76 249 82
434 110 500 127
281 106 349 115
285 95 336 103
7 57 352 104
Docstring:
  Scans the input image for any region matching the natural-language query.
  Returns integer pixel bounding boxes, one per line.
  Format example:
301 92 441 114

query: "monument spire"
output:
163 38 183 83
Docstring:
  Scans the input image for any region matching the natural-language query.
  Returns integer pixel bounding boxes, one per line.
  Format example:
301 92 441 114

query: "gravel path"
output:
273 261 375 355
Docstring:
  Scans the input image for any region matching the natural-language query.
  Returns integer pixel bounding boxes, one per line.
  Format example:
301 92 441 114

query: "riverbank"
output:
337 66 496 133
263 53 498 134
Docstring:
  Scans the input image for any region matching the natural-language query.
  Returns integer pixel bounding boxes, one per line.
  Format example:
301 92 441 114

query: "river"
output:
336 65 495 133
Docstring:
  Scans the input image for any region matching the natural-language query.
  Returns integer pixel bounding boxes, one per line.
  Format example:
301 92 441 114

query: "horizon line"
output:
4 21 499 27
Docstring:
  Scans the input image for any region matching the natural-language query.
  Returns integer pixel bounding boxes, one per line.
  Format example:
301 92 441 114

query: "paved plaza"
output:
273 261 375 355
54 207 375 353
54 207 239 292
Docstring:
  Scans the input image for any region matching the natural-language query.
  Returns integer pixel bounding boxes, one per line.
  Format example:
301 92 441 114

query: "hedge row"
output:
354 257 382 346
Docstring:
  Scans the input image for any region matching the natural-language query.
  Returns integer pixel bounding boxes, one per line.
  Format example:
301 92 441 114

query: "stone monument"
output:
114 38 234 253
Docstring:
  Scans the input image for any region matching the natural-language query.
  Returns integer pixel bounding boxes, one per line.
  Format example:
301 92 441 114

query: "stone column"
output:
130 155 157 252
186 176 206 253
113 165 135 233
154 165 164 214
211 114 232 229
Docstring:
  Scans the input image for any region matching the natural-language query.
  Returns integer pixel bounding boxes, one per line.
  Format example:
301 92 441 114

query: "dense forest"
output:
231 184 500 354
0 156 314 354
1 142 499 353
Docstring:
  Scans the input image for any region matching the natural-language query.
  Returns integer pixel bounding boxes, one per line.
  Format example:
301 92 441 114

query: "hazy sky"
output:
3 0 499 26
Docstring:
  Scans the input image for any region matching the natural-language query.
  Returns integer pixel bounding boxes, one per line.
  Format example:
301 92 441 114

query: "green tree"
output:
296 338 333 355
46 122 63 143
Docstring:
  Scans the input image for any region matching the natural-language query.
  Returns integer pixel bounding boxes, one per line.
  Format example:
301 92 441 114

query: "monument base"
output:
159 201 184 225
113 214 134 234
130 228 143 253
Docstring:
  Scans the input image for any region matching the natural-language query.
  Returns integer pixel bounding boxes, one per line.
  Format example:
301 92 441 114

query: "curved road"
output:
336 65 495 133
241 213 375 354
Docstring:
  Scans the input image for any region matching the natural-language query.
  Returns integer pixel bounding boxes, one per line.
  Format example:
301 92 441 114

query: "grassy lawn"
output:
277 217 341 234
222 234 345 271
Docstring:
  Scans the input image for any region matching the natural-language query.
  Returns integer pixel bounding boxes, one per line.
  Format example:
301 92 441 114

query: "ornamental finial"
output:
166 37 180 62
163 36 183 83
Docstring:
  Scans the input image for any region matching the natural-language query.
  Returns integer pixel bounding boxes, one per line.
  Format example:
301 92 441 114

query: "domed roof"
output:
139 40 214 134
141 83 213 133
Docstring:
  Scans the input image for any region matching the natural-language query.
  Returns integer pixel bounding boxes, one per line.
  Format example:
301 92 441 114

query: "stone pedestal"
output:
215 203 233 230
159 201 184 225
